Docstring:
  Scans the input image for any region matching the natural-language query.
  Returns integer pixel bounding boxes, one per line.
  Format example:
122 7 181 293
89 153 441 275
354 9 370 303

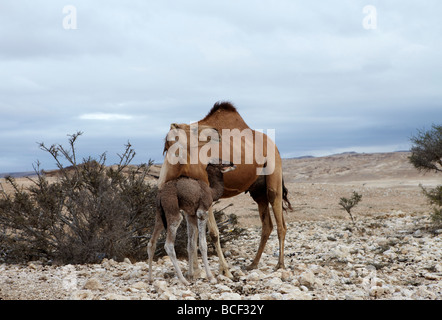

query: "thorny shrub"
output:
0 132 157 264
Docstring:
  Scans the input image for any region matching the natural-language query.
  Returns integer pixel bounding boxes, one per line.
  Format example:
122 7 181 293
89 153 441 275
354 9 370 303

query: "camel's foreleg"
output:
207 205 233 279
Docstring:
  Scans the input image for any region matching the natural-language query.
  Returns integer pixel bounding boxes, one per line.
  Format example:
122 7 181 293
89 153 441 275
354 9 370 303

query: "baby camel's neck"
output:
207 170 224 201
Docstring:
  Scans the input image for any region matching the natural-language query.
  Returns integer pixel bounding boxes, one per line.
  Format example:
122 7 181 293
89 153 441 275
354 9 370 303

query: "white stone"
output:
103 293 130 300
265 277 283 288
246 271 261 281
298 270 317 289
71 290 95 300
215 284 232 293
282 288 313 300
83 277 104 291
220 292 242 300
131 281 148 290
153 280 169 293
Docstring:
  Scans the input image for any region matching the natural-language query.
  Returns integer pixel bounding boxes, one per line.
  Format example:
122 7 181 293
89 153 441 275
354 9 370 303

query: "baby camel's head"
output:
206 158 236 176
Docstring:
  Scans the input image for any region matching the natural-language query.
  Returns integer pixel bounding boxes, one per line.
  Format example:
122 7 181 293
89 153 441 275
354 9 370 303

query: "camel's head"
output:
163 122 221 165
163 123 188 155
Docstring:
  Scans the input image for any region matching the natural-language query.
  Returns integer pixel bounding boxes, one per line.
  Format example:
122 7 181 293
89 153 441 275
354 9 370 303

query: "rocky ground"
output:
0 152 441 300
0 211 441 300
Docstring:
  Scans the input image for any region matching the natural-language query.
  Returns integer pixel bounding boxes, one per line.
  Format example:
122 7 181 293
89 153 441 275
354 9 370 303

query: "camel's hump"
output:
204 101 238 118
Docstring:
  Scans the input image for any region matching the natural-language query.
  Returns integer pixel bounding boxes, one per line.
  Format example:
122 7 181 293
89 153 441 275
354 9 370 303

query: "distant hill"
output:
289 155 315 159
0 172 35 179
281 151 440 186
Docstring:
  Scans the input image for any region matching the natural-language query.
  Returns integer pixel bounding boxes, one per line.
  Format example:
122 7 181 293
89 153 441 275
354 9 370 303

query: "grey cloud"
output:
1 0 441 172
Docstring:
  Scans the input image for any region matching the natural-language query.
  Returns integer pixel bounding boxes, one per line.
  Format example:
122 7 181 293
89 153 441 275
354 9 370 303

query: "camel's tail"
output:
282 178 293 212
158 200 168 229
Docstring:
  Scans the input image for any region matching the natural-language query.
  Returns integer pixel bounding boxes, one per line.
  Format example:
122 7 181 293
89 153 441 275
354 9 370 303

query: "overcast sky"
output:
1 0 441 173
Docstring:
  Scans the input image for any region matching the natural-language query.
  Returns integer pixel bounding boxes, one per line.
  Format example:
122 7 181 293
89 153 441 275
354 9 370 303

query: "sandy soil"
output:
217 152 439 227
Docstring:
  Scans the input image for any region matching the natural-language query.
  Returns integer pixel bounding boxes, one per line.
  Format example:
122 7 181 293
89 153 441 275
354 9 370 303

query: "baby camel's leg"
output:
185 214 198 281
147 214 164 283
164 214 189 285
207 205 233 278
197 209 216 283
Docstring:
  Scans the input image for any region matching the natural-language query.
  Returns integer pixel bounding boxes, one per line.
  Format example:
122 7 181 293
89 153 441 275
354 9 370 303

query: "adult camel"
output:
158 101 292 277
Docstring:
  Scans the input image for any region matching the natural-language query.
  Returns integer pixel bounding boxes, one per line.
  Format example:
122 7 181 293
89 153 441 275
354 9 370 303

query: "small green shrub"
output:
420 185 442 225
339 191 362 225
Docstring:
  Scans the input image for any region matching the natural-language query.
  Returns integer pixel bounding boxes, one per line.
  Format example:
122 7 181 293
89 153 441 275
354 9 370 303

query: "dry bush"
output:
0 132 157 264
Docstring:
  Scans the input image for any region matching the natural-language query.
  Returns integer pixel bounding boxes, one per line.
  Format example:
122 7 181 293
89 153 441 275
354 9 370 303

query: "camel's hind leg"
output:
164 214 190 285
207 205 233 279
197 209 216 283
266 171 287 270
246 200 272 270
185 214 198 281
246 166 286 270
147 213 164 283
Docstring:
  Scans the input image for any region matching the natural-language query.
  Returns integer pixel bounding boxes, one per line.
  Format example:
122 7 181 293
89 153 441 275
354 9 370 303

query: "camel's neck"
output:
207 170 224 201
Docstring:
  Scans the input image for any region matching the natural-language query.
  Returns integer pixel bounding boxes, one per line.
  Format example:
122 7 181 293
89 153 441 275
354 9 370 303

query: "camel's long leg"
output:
270 195 286 269
197 209 216 283
189 214 201 277
266 172 286 270
246 200 272 270
272 199 287 269
185 214 198 281
164 214 190 285
207 205 233 278
147 213 165 283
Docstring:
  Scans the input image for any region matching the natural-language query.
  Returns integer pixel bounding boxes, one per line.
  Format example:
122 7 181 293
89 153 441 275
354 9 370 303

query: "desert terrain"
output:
0 151 441 300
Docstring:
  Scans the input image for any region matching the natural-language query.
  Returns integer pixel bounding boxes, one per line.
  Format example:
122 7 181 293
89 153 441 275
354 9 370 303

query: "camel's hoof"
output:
180 279 191 286
185 269 201 282
243 263 258 271
274 262 285 271
208 277 217 284
185 274 195 282
219 268 233 279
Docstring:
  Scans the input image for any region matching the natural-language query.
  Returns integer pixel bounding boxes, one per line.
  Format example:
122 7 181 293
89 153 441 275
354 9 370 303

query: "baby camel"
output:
148 159 236 285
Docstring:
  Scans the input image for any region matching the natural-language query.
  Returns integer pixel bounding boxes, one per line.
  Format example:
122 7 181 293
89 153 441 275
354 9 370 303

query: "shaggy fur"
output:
202 101 238 120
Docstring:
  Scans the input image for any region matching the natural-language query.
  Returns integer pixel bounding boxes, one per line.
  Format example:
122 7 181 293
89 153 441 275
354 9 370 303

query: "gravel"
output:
1 210 441 300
